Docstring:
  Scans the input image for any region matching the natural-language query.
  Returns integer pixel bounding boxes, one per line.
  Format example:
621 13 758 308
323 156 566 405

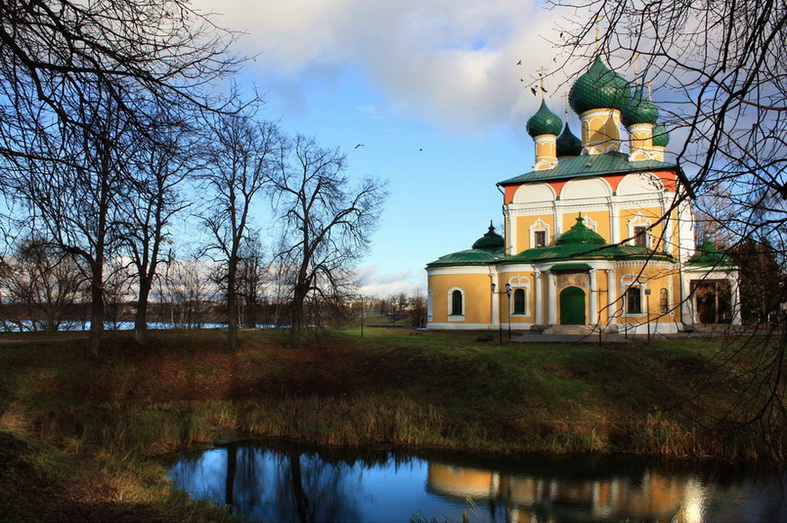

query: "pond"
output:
166 440 787 522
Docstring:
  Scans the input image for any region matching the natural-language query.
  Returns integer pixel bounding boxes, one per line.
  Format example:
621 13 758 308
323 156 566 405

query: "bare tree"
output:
160 258 215 330
553 0 786 247
8 90 134 356
236 231 266 329
410 289 427 328
120 119 196 345
200 112 283 351
272 135 387 345
553 0 787 444
0 237 84 332
0 0 238 162
0 0 240 356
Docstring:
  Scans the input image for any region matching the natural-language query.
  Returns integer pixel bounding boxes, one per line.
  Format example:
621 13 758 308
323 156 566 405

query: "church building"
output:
426 57 741 334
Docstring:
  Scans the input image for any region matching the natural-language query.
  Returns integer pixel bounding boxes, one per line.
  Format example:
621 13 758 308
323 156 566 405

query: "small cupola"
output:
526 100 562 170
621 87 659 127
556 122 582 158
556 214 607 246
623 87 659 160
472 222 505 250
568 56 631 155
650 124 670 161
688 239 735 266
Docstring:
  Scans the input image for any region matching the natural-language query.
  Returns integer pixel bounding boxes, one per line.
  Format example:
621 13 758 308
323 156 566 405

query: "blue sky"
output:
195 0 583 297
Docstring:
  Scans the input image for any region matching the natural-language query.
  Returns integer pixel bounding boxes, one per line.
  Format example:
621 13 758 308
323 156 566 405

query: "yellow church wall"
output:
615 264 680 324
515 215 554 252
498 270 535 324
581 110 622 151
428 272 492 324
619 206 664 245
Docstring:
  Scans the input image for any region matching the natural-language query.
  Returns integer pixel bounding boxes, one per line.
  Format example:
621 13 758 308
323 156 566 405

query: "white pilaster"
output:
552 201 562 239
508 212 517 255
589 269 598 325
610 203 620 244
730 272 742 325
534 270 543 324
607 269 617 323
490 269 500 327
547 271 557 325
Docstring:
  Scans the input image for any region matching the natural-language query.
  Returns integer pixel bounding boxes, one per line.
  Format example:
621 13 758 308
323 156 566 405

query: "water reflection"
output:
167 442 787 523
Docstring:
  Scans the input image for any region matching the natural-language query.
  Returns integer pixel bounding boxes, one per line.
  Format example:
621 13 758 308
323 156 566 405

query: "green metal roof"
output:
471 222 505 250
622 87 659 127
568 56 630 114
428 217 674 268
427 248 504 266
506 239 672 264
498 151 677 186
652 124 670 147
556 122 582 157
688 240 736 266
527 99 563 137
556 215 606 245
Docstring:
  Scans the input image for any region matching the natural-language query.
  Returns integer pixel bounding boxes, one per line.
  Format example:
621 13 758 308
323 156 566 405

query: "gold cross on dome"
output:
535 66 549 94
645 80 655 100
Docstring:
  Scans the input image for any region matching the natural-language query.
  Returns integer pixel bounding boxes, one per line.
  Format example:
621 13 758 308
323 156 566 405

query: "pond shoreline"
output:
1 328 785 520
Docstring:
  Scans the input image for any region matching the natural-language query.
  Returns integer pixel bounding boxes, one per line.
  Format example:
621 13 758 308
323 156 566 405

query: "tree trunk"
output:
227 260 238 352
289 283 307 346
134 278 151 346
224 442 237 511
88 265 104 358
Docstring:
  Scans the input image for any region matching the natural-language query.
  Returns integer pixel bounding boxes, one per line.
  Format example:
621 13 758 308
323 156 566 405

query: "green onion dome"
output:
556 215 606 245
621 87 659 127
526 100 563 137
652 124 670 147
472 222 505 250
568 56 631 115
556 122 582 157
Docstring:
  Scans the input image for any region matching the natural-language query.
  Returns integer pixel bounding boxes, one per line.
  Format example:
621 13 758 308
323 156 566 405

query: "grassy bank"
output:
1 327 784 519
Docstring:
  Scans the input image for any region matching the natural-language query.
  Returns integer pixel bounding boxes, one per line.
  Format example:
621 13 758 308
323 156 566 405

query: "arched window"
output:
450 289 463 317
660 288 668 313
513 288 526 315
627 286 642 314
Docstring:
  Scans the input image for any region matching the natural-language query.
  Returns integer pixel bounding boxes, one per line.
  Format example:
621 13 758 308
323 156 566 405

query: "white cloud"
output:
195 0 572 134
354 265 424 297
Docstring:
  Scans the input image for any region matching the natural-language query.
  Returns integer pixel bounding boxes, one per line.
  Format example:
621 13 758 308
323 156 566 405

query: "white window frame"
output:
620 275 647 317
583 215 598 232
529 218 551 249
447 287 465 320
507 276 530 316
627 212 652 248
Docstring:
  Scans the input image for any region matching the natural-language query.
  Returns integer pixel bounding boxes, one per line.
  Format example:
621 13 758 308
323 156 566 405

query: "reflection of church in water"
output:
426 57 740 334
427 462 708 522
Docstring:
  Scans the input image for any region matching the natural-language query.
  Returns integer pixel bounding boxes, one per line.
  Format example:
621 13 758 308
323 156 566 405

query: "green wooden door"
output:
560 286 586 325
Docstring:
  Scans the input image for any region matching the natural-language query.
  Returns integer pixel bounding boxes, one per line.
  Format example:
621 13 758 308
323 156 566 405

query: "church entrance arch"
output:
560 286 586 325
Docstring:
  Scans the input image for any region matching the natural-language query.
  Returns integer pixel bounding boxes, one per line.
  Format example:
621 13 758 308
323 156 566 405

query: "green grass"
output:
0 326 784 519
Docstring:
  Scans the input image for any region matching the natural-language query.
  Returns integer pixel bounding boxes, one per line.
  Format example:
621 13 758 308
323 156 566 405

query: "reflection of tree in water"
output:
276 450 361 523
169 444 364 522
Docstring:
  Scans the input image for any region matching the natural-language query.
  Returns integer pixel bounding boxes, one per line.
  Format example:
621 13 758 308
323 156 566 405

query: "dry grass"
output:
0 327 784 520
